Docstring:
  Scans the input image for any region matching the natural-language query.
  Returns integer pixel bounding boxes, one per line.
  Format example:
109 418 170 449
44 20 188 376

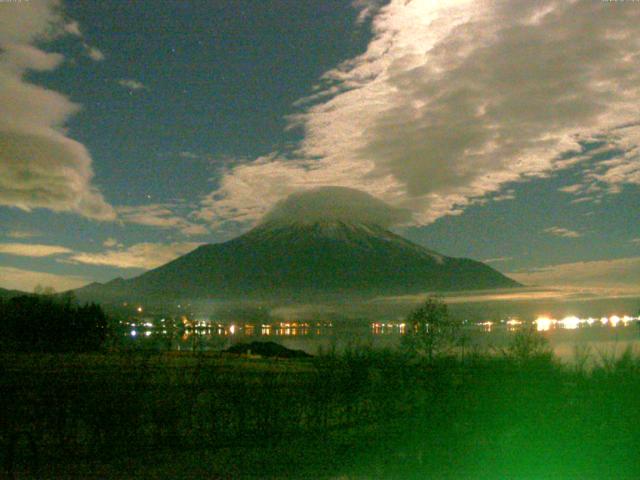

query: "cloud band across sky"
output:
0 240 202 271
0 0 114 220
509 257 640 295
2 0 638 232
199 0 640 228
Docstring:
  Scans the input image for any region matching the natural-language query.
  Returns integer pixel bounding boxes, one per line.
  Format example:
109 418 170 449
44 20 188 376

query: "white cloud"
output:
632 238 640 244
491 190 516 202
352 0 385 25
68 242 203 269
483 257 512 264
262 186 411 227
5 230 40 239
0 242 72 257
508 257 640 294
543 226 582 238
179 223 209 236
570 197 593 205
117 79 145 90
0 1 62 44
0 0 115 220
102 237 121 248
582 124 640 192
63 20 103 60
64 21 81 36
196 152 394 228
200 0 640 229
0 266 89 292
84 44 105 61
558 184 583 194
117 203 208 236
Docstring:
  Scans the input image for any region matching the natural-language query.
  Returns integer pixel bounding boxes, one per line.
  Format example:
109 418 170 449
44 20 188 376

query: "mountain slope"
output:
75 220 520 302
0 287 26 300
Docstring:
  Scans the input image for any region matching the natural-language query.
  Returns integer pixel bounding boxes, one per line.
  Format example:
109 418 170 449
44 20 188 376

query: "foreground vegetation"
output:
2 338 640 479
0 294 107 353
1 295 639 478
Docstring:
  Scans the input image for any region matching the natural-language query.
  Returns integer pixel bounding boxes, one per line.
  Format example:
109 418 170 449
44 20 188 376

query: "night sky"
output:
0 0 639 295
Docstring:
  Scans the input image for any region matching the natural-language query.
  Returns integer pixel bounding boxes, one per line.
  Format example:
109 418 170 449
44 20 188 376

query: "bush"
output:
402 296 461 361
502 325 553 365
0 294 108 352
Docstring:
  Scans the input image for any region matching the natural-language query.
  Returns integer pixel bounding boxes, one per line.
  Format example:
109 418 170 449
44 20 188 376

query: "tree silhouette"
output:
0 294 108 352
402 296 460 361
33 284 56 296
502 325 552 365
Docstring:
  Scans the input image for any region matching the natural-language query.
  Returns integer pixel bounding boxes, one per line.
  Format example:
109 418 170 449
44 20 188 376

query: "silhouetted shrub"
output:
501 325 553 365
0 294 107 352
402 296 461 361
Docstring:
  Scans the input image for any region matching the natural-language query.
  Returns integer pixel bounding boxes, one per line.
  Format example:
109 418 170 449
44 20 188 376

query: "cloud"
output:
0 242 72 257
117 204 208 236
5 230 40 239
262 186 411 227
570 197 593 205
84 44 105 61
0 1 62 44
508 257 640 294
195 152 402 228
352 0 385 25
102 237 121 248
373 286 621 306
68 242 203 269
0 266 89 292
201 0 640 228
543 226 582 238
491 191 516 202
64 21 81 36
483 257 512 264
632 238 640 244
0 0 115 220
117 79 145 90
558 184 583 194
63 20 104 60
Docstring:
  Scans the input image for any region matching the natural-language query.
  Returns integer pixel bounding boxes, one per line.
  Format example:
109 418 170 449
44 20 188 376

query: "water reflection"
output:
534 315 637 331
118 312 640 361
506 319 523 331
123 313 639 340
140 320 337 341
478 321 493 332
371 322 406 335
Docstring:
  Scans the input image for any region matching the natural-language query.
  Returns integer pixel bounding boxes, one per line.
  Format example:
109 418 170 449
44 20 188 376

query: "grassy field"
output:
2 344 640 479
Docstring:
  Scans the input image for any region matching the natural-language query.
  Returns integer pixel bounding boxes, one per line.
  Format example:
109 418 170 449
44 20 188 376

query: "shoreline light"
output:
558 316 581 330
534 316 555 332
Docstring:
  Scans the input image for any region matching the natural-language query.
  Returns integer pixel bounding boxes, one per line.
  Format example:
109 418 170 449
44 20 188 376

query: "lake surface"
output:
124 314 640 362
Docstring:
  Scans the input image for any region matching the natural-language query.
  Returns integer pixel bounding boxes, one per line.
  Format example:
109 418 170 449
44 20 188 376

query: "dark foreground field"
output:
2 345 640 479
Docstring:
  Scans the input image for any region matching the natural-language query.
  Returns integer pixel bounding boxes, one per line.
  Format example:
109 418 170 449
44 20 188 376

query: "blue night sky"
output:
0 0 639 295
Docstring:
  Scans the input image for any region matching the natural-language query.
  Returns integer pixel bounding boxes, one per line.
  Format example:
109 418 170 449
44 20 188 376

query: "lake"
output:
124 313 640 362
